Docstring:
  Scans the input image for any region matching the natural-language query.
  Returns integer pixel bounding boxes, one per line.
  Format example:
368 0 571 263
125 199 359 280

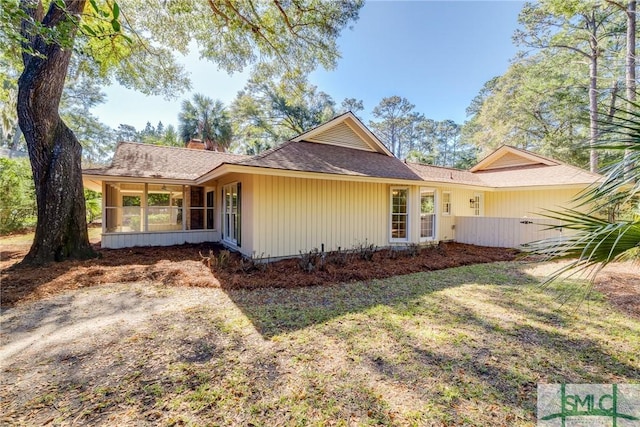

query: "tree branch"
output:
273 0 295 33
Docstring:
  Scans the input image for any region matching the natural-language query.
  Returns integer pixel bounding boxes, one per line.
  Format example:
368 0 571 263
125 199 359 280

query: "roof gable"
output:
470 145 557 172
291 112 393 156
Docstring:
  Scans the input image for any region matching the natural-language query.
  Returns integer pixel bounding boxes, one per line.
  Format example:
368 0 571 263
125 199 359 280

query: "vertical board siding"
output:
252 175 387 258
435 187 481 241
455 217 564 248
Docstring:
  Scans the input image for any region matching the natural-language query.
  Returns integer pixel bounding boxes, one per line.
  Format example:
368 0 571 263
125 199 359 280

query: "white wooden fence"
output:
455 216 565 248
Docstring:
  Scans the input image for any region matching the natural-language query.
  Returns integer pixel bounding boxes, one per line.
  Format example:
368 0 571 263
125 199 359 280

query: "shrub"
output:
240 252 268 273
85 189 102 224
0 158 36 233
299 248 324 273
327 246 349 266
355 240 376 261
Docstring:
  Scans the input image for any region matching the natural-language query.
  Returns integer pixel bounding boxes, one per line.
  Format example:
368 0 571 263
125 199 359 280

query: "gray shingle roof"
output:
236 141 423 181
473 163 601 187
84 141 602 189
406 163 483 186
83 142 249 181
408 160 600 188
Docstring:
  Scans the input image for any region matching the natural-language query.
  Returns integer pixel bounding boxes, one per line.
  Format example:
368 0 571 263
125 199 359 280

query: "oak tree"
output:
5 0 363 264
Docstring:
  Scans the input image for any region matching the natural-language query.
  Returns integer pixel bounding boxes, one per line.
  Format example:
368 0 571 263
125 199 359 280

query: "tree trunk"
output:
626 1 637 101
588 14 599 174
624 0 636 176
18 0 95 265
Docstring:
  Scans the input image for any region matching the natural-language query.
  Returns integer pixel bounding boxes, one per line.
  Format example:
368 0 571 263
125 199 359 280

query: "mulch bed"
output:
1 242 518 308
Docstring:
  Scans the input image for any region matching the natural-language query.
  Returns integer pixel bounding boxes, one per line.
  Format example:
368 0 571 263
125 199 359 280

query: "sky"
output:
93 1 526 132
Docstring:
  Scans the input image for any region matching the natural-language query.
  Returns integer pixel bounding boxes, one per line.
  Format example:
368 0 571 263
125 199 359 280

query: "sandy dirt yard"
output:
0 235 637 425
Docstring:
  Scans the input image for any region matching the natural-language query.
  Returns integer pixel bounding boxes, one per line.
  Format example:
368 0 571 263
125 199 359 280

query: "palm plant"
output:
527 98 640 283
178 94 232 152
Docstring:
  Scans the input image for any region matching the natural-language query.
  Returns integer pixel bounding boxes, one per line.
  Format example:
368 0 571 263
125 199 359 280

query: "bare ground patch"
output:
1 263 638 426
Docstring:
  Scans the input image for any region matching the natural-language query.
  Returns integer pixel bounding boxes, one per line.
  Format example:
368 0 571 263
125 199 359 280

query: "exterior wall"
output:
455 216 564 248
95 174 587 254
251 175 390 258
484 188 581 218
433 186 485 242
102 230 220 249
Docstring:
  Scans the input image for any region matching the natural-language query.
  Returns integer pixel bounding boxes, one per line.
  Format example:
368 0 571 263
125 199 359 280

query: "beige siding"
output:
251 175 388 258
432 187 484 241
484 189 581 218
307 122 374 152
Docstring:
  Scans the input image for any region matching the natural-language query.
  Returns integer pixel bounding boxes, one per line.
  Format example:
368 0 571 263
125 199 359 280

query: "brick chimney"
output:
186 139 205 150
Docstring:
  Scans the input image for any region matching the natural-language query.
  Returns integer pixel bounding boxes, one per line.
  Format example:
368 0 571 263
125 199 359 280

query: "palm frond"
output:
525 209 640 283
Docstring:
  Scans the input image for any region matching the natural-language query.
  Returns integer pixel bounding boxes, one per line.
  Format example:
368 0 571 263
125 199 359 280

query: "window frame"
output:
223 182 240 246
390 186 410 242
473 193 482 216
206 189 215 230
442 191 451 216
419 187 436 241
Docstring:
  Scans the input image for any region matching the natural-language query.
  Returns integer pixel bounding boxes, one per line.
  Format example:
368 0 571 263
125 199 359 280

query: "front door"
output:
223 183 239 245
420 189 436 241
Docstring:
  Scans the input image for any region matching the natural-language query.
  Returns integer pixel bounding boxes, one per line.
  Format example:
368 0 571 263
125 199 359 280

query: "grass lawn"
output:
1 261 638 426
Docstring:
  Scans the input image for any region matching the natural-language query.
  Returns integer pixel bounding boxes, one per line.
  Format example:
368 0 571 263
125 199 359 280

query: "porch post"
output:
182 185 186 230
143 183 148 232
101 181 106 235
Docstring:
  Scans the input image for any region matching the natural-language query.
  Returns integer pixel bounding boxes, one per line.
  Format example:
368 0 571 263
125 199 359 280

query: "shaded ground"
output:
1 238 517 307
1 262 638 426
1 233 638 425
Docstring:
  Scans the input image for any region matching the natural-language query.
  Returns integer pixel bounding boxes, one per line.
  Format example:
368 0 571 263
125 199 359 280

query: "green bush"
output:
85 189 102 223
0 158 36 233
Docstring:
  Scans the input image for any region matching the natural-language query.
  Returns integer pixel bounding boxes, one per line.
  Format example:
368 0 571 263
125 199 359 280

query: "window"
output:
391 188 408 241
206 190 215 230
189 186 204 230
104 182 183 233
420 189 435 240
148 184 183 231
473 193 481 216
442 191 451 216
223 183 240 245
122 195 142 232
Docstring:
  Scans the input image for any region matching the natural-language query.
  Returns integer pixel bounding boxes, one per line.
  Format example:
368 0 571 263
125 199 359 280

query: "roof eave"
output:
197 163 425 185
82 173 197 186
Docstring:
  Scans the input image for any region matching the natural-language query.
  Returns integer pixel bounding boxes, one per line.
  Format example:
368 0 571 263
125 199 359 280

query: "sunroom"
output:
95 180 219 249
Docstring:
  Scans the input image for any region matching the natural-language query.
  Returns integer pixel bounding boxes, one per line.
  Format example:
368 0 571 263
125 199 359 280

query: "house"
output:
82 112 602 258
